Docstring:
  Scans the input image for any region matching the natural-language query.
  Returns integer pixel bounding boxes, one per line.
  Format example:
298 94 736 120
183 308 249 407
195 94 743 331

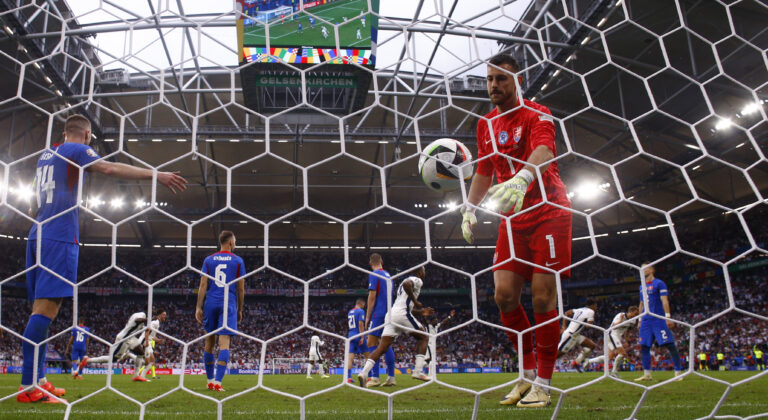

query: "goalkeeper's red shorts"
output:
493 213 572 280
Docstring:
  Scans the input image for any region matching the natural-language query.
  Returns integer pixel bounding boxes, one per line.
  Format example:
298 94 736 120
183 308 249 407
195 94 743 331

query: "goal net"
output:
0 0 766 419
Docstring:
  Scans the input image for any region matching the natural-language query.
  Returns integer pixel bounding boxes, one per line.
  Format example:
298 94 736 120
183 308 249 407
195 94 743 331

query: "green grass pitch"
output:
242 0 377 48
1 371 765 419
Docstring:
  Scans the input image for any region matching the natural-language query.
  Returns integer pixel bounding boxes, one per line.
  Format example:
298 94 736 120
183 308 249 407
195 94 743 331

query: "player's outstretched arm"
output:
438 309 456 329
90 161 188 194
195 276 209 325
460 173 493 244
487 145 554 214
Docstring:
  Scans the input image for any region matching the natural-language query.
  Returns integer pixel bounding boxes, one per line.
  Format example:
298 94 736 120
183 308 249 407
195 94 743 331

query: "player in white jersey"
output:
77 312 150 382
321 26 329 39
584 306 639 377
557 300 598 372
138 309 167 380
357 267 434 387
306 335 329 378
422 309 456 377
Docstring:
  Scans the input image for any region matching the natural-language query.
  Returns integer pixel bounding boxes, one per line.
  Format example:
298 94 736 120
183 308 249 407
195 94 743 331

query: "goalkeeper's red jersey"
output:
475 99 572 230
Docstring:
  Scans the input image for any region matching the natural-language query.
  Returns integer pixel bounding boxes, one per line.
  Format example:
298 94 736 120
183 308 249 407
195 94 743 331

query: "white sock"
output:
534 376 551 391
361 359 375 376
588 356 605 366
523 369 536 381
413 354 426 375
318 364 325 375
37 378 47 386
72 364 79 375
88 355 111 363
644 369 651 376
306 363 312 376
575 348 592 364
612 355 624 373
135 357 145 376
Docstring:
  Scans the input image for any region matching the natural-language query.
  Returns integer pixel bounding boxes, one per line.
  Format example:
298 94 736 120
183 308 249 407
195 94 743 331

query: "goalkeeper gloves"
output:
460 205 477 244
487 169 534 214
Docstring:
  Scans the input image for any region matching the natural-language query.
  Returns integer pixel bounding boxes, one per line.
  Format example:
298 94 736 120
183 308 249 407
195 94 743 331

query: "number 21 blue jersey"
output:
347 308 365 337
202 251 245 308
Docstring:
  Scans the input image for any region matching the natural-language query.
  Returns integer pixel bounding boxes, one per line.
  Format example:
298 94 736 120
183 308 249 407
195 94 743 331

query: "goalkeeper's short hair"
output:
488 53 521 72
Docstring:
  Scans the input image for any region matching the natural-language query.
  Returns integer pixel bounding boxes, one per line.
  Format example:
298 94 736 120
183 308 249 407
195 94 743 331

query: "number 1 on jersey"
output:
545 234 556 259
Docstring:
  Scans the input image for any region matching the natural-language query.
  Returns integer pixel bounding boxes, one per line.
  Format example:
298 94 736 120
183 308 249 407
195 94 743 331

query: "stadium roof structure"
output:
0 0 765 251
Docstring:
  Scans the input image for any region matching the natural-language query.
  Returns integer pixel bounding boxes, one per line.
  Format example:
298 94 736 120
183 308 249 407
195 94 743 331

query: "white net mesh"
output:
0 0 766 419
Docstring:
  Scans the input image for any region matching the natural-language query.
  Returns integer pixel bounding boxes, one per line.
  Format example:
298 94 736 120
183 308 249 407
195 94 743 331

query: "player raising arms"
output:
557 300 598 373
346 298 368 381
585 305 639 377
195 230 246 392
363 253 396 387
635 262 683 382
64 317 90 379
18 114 187 403
459 54 572 408
78 311 152 383
358 267 434 387
421 309 456 378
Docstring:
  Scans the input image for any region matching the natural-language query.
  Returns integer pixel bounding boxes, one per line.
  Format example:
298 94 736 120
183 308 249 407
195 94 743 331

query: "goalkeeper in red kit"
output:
460 54 572 408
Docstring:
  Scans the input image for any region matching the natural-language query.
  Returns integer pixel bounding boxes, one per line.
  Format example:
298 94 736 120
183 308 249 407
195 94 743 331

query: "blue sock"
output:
368 346 379 378
641 345 652 370
664 343 682 371
215 350 229 383
385 348 395 377
203 352 215 381
21 314 51 386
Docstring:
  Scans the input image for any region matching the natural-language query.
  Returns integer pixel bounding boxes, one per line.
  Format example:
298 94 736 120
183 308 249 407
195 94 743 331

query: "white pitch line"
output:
3 401 765 416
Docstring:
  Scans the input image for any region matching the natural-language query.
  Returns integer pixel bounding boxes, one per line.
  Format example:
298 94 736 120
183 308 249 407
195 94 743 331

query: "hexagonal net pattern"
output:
0 0 766 419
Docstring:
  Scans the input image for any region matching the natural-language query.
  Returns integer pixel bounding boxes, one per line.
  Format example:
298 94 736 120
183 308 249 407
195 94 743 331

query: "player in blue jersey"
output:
635 262 684 382
363 253 397 387
309 16 315 29
64 318 90 379
19 115 187 404
195 230 246 392
346 298 368 381
297 22 303 33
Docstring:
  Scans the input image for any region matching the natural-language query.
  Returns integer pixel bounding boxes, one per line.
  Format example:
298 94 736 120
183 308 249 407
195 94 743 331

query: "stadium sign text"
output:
256 75 357 89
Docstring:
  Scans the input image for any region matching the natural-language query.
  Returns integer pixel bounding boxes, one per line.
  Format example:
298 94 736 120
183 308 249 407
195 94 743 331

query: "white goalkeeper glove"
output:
460 205 477 244
487 169 534 214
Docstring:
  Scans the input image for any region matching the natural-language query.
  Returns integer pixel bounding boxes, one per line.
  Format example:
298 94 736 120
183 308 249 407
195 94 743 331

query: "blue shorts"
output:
72 348 85 362
26 239 78 301
368 316 386 338
639 319 675 346
349 337 367 354
204 303 238 336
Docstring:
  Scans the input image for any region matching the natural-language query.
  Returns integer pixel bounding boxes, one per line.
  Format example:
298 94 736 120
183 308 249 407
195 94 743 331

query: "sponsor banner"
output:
5 367 62 375
82 368 122 375
482 367 502 373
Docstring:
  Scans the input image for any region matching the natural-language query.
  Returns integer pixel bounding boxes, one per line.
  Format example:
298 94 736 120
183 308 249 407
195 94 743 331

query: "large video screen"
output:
237 0 379 66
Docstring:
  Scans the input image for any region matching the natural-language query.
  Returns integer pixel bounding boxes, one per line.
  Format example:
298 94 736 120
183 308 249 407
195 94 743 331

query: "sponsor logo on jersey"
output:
86 148 98 157
513 126 522 143
498 131 509 145
647 286 653 291
214 255 232 261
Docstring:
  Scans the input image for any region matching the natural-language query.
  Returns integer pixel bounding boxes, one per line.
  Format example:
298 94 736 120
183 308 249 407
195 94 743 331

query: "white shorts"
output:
115 336 143 361
605 331 623 353
382 310 424 338
309 351 322 362
558 332 585 353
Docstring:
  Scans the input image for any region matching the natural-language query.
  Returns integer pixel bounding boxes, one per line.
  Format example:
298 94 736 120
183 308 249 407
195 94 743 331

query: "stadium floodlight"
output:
110 198 124 208
715 118 732 131
571 181 610 201
447 201 457 210
88 196 103 208
740 102 761 115
11 183 34 201
483 200 498 211
135 199 144 208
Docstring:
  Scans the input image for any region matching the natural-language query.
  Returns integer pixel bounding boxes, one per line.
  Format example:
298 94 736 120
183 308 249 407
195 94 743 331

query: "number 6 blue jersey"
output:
201 251 245 307
29 143 101 243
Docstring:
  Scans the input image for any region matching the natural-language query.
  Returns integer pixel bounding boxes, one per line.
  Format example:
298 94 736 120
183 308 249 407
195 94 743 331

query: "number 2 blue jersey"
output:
202 251 245 308
29 143 101 243
640 278 668 321
72 325 90 350
368 268 392 319
347 308 365 337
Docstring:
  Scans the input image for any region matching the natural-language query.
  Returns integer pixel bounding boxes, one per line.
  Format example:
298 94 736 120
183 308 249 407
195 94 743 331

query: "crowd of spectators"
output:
0 216 765 372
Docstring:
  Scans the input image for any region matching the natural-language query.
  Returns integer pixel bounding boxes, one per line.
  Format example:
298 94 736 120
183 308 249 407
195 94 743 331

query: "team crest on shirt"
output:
498 131 509 145
512 126 522 143
86 148 97 157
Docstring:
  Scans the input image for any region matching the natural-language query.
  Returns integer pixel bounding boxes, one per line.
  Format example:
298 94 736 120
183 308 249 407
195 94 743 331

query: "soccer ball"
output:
417 138 474 192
